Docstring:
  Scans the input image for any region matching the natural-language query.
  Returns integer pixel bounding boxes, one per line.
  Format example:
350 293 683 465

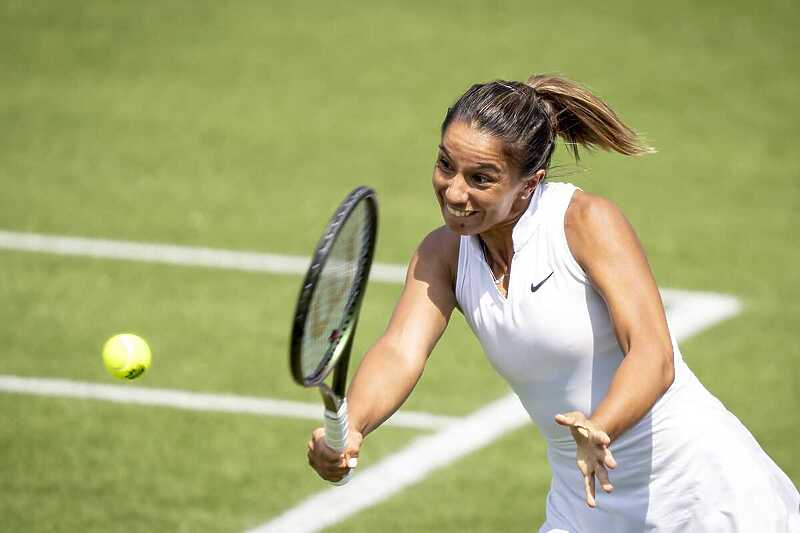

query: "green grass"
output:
0 394 419 533
330 425 552 533
0 0 797 531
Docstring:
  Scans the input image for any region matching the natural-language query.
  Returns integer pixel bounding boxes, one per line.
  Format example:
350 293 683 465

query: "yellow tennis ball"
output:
102 333 152 380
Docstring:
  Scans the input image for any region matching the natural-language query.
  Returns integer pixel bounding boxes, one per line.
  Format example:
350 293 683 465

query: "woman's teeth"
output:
446 204 475 218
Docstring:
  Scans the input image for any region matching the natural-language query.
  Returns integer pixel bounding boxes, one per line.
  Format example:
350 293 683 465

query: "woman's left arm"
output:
566 191 675 438
557 190 676 506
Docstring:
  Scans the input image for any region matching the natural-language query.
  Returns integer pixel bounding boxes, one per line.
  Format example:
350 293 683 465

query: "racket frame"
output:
289 186 377 391
288 186 378 485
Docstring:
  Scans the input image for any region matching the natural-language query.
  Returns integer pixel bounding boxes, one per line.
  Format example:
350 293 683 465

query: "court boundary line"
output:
0 230 407 283
0 229 743 532
0 375 457 431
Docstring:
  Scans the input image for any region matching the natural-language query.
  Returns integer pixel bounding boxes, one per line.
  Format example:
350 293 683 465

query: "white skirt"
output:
539 372 800 533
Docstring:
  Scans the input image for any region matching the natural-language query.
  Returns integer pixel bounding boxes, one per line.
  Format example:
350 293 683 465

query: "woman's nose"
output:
444 174 469 205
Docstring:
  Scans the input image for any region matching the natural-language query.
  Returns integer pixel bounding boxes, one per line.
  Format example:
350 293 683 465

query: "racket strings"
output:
301 202 373 378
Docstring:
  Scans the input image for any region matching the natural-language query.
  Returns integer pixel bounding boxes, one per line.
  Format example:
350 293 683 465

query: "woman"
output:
307 75 800 531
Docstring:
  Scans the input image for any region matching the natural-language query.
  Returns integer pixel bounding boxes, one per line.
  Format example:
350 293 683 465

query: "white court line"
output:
0 229 743 531
249 290 742 533
0 375 457 431
0 230 408 283
660 288 742 341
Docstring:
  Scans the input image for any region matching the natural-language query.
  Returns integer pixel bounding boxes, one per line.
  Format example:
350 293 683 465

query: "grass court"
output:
0 1 797 531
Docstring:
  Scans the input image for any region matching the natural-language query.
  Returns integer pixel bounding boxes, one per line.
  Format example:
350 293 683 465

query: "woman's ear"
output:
521 170 546 199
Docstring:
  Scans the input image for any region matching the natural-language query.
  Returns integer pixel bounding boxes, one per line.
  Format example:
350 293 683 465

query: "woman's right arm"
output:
307 227 459 482
347 227 459 436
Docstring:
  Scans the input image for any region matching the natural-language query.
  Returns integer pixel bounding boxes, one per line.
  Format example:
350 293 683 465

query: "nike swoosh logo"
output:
530 271 554 292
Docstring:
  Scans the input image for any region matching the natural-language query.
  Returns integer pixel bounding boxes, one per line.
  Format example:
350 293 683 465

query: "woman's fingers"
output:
307 427 354 481
577 450 614 507
343 432 362 469
317 439 344 464
582 463 613 508
602 446 618 469
555 411 585 426
574 425 590 439
556 412 597 441
577 457 596 507
556 413 618 508
590 428 611 446
583 471 596 508
596 464 614 493
316 459 350 481
554 413 574 426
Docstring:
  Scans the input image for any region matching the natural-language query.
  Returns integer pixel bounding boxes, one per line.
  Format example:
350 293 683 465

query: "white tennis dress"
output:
455 181 800 532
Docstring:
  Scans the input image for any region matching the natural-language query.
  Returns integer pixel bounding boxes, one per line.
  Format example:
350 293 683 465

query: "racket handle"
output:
324 399 353 486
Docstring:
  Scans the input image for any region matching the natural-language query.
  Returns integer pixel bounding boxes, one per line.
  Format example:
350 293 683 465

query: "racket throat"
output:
318 383 344 412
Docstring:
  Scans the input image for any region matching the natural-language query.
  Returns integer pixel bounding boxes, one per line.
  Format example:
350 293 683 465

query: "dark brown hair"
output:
441 74 654 178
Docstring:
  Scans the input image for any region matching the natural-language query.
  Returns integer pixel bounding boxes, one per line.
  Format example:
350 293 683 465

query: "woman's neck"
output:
478 228 514 274
478 194 532 269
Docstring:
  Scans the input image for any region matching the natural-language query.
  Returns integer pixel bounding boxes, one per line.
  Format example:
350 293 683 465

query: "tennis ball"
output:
102 333 151 380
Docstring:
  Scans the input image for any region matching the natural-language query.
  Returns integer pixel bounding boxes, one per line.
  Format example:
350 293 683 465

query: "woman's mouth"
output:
445 204 477 218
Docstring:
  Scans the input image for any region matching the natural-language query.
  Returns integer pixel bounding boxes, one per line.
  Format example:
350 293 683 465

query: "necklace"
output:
479 237 507 286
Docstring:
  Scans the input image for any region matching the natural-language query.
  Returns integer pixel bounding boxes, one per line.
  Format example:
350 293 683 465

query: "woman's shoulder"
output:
565 189 629 234
417 225 461 262
564 188 642 272
419 225 461 252
414 226 461 285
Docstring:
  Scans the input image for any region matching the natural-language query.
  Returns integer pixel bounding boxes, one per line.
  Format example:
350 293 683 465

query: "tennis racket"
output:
289 186 378 485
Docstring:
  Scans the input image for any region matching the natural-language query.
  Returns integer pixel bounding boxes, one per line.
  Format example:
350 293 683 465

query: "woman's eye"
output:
473 174 490 185
437 157 452 171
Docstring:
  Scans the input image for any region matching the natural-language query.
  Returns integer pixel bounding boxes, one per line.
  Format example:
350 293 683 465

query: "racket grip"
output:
324 399 353 486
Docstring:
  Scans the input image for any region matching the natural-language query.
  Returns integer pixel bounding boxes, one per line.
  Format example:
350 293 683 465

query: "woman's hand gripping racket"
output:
290 187 378 485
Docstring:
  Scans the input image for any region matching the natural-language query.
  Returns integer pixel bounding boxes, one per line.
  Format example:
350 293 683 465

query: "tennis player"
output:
306 75 800 531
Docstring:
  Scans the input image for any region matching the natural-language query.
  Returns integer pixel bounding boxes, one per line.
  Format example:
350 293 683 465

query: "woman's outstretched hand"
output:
307 427 363 483
555 411 617 508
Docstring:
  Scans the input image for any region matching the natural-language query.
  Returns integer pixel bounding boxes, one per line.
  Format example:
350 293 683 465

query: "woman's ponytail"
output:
525 74 654 160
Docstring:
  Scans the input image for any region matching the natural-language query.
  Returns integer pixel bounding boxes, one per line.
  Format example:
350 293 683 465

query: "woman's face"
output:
433 121 535 235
